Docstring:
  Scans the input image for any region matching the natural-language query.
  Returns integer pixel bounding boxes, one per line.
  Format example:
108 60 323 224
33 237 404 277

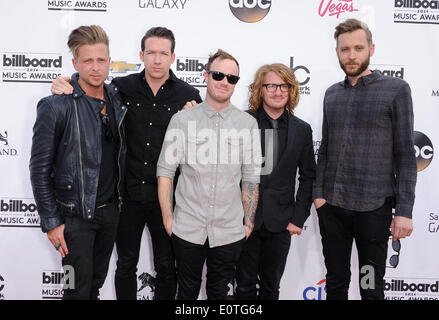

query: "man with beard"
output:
313 19 417 300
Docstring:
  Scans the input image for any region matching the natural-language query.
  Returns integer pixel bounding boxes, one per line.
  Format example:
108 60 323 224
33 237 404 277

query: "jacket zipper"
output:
117 106 127 212
56 199 75 211
73 100 86 219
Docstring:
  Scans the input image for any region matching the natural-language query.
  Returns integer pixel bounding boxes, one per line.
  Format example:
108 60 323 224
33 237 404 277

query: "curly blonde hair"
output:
248 63 299 114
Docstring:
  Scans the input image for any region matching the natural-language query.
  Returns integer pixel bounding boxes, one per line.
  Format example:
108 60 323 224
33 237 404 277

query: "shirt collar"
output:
202 102 233 119
343 69 381 88
140 68 178 83
260 105 288 123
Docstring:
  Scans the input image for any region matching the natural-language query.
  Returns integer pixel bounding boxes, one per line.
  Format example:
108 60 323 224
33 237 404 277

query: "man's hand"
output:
391 216 413 242
244 225 252 239
163 214 173 237
286 223 302 236
182 100 198 110
157 176 174 237
51 76 73 95
47 224 69 258
314 198 327 209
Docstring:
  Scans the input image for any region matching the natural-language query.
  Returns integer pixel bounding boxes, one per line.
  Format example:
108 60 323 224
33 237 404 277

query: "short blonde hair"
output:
67 25 109 58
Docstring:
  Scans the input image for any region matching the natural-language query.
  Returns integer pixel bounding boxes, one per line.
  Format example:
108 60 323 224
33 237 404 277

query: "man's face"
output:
72 43 110 88
140 36 175 81
261 71 289 114
204 58 239 105
336 29 374 78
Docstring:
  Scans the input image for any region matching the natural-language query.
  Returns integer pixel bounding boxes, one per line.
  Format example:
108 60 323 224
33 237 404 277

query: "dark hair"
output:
206 49 239 73
334 19 373 47
67 25 109 59
141 26 176 53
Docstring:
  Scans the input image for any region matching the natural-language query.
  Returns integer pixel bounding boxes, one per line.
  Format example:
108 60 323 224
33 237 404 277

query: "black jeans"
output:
235 224 291 300
172 234 245 300
62 202 119 300
317 200 393 300
115 199 176 300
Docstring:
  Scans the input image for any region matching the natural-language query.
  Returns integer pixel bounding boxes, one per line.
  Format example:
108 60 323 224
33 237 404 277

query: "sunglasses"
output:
388 239 400 268
100 113 113 141
206 70 240 84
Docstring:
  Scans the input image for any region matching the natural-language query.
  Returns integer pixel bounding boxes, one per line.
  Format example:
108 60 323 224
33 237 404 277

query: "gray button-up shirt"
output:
313 71 417 218
157 101 261 247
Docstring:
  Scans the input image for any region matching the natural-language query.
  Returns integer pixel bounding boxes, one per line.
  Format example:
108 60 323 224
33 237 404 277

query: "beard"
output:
339 55 370 77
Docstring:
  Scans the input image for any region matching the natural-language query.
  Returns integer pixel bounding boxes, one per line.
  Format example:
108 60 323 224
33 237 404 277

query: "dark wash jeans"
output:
115 199 176 300
235 224 291 300
172 234 245 300
317 199 393 300
62 202 119 300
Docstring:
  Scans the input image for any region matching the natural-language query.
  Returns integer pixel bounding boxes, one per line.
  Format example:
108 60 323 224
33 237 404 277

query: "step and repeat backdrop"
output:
0 0 437 300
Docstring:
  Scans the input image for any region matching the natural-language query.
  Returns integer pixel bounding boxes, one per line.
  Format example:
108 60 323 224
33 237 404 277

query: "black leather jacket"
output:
29 74 127 232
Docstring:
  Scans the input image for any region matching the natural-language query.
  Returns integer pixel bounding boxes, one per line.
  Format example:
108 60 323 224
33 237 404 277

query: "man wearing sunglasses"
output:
157 49 261 299
313 19 417 300
51 27 202 300
30 25 127 300
235 63 316 300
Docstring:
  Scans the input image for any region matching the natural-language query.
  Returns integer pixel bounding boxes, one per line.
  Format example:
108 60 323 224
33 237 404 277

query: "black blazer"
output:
249 108 316 232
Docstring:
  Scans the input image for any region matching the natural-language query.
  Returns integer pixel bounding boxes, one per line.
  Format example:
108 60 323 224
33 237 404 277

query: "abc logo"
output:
414 131 433 172
229 0 271 23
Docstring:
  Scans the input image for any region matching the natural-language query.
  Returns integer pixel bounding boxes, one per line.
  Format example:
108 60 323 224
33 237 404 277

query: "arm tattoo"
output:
242 183 259 232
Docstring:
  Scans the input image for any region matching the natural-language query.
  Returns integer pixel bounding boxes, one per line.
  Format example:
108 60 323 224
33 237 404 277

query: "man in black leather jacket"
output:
29 25 127 300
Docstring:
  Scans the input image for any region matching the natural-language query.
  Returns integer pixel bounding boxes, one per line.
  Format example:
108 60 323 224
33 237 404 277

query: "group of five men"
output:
29 19 416 300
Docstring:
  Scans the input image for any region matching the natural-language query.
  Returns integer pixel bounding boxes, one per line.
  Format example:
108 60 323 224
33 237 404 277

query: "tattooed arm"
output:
158 176 174 236
242 182 259 238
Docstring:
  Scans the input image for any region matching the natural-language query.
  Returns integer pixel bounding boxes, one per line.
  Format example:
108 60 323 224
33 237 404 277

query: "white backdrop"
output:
0 0 437 300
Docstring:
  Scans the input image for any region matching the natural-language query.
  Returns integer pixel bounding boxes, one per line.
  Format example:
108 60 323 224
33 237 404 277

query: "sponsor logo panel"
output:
138 0 190 9
229 0 271 23
318 0 358 19
394 0 439 25
0 198 40 228
174 57 208 88
385 278 439 300
47 0 108 12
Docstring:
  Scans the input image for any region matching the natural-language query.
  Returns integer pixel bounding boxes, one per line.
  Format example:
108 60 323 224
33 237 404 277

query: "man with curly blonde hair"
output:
235 63 316 300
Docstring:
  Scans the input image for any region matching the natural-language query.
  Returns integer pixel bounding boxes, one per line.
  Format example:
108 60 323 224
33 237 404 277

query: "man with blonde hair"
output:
30 25 127 300
235 63 316 300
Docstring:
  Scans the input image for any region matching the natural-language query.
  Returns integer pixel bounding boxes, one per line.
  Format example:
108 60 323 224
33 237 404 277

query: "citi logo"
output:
229 0 271 23
0 200 37 213
3 54 62 68
176 59 207 72
395 0 439 9
303 279 326 300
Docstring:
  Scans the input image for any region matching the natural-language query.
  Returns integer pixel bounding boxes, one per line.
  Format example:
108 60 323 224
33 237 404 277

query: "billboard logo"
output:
229 0 271 23
1 52 63 83
174 57 208 88
48 1 107 12
0 198 40 228
371 64 405 79
394 0 439 25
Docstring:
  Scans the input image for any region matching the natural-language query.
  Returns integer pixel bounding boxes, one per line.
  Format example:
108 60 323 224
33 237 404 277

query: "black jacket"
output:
29 74 127 232
249 108 316 232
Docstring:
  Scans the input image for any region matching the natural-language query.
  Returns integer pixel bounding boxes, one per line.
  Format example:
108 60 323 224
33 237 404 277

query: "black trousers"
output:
114 199 176 300
62 202 119 300
235 224 291 300
172 234 245 300
317 200 393 300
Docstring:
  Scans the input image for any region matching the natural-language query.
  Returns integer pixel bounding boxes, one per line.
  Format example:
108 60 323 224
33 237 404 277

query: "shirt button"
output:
209 205 214 208
168 108 171 111
147 143 150 146
142 181 145 184
126 102 130 105
144 162 147 165
149 123 152 126
153 103 156 107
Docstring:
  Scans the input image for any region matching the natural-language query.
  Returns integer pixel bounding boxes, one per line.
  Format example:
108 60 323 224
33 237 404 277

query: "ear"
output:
203 71 209 83
139 50 144 61
369 43 375 57
171 52 176 64
72 57 78 71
